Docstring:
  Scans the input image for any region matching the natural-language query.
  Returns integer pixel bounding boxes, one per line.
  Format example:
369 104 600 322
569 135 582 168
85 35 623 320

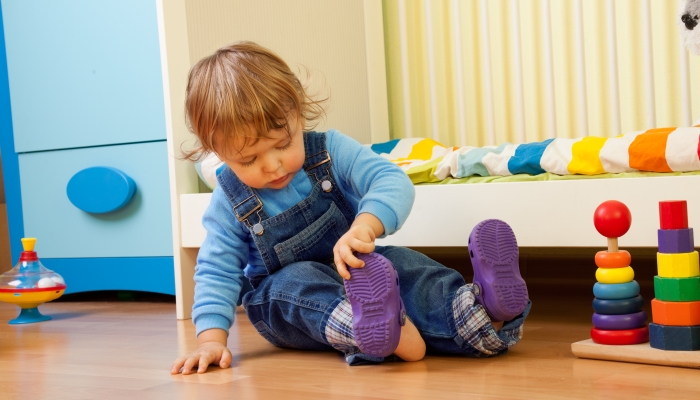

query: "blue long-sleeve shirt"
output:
192 130 415 336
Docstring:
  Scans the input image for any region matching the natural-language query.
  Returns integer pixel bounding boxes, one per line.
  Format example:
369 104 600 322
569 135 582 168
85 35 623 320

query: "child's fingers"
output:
197 353 215 373
333 248 351 279
335 256 350 280
348 237 375 254
219 348 233 369
170 357 187 374
181 356 200 375
342 249 365 269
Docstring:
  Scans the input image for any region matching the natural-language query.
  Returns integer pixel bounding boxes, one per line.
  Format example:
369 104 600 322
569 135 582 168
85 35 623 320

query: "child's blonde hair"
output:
183 41 326 161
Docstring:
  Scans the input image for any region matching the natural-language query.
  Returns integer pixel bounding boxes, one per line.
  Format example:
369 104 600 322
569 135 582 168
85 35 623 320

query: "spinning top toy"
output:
0 238 66 324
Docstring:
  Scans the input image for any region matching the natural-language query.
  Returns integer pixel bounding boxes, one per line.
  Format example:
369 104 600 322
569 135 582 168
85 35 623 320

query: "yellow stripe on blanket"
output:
404 156 445 184
568 136 607 175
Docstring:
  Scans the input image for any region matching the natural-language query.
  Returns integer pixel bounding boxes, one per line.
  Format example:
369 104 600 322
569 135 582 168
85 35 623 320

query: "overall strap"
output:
303 132 332 184
217 167 266 229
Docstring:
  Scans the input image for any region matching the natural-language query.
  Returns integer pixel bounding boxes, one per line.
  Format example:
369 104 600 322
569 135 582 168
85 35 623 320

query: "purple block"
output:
658 228 694 254
592 310 648 330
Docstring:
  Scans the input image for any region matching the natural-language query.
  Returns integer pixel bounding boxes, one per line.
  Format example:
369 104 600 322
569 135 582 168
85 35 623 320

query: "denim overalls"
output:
216 132 528 361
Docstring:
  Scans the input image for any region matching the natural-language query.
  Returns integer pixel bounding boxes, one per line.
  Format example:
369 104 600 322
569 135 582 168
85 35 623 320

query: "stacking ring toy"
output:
592 311 648 330
594 250 631 268
593 281 640 300
591 326 649 345
596 266 634 284
592 295 644 315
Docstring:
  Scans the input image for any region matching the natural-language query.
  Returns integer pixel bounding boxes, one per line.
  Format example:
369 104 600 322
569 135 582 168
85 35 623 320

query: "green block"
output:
654 276 700 301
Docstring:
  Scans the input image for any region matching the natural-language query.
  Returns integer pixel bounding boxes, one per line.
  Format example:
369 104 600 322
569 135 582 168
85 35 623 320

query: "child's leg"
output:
452 283 530 357
374 231 530 358
243 260 420 365
324 294 425 363
243 261 347 352
342 253 426 361
451 219 530 356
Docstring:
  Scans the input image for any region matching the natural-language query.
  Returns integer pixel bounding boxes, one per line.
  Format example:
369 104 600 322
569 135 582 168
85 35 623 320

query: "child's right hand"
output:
171 333 232 374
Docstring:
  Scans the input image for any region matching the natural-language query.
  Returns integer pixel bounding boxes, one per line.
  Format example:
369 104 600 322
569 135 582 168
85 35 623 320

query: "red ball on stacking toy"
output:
594 200 632 238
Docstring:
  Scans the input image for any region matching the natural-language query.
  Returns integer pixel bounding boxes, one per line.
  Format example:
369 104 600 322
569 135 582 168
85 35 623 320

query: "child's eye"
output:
278 140 292 150
240 157 256 167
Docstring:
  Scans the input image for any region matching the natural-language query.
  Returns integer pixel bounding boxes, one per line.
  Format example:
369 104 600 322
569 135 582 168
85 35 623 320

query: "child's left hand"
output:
333 213 384 279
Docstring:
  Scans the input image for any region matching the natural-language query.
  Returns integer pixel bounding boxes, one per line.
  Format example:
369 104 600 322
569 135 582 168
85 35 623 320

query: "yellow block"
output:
657 251 700 278
596 266 635 284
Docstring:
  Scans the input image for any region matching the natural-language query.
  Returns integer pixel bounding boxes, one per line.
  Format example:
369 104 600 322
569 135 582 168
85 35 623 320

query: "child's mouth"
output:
269 174 288 185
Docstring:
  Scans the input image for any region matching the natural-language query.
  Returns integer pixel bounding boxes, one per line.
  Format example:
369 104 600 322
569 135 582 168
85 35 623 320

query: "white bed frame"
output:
181 175 700 250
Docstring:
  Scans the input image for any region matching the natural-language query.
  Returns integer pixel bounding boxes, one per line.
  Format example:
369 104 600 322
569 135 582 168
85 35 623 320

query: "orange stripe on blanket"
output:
628 128 675 172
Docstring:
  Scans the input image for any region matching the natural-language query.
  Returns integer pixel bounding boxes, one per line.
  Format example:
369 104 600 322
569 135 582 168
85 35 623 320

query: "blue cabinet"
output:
0 2 174 295
2 0 166 152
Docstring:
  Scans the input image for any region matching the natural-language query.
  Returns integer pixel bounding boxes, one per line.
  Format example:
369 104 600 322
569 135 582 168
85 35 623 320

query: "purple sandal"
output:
468 219 529 322
343 252 405 358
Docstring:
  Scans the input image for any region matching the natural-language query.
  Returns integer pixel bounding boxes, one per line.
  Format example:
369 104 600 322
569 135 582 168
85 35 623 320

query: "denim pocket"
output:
273 202 349 266
252 320 299 349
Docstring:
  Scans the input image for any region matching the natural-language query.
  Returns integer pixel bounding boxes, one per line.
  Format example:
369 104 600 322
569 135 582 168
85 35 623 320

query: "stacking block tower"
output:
590 200 649 345
649 200 700 351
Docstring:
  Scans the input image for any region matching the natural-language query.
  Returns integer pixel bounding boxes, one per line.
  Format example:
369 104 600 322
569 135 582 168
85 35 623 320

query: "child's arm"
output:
170 328 231 374
172 186 250 373
326 130 416 277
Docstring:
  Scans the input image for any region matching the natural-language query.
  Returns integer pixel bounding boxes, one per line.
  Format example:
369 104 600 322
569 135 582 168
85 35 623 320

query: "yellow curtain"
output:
382 0 700 146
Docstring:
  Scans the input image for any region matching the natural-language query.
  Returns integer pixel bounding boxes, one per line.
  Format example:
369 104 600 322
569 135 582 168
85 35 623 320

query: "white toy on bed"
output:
194 152 226 190
680 0 700 55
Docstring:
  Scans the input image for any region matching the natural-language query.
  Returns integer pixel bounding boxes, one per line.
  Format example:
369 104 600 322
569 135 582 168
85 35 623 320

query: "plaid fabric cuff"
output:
452 284 523 357
324 298 360 355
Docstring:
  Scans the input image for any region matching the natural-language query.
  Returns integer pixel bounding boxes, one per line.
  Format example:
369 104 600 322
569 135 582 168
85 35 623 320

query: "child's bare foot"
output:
491 320 504 332
394 317 426 361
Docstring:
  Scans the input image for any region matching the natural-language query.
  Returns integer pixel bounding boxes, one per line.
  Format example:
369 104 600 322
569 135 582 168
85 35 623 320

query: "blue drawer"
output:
2 1 165 152
41 257 175 295
18 141 173 258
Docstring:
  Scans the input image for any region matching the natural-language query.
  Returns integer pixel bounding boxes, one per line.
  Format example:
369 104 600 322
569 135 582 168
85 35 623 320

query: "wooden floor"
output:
1 289 700 400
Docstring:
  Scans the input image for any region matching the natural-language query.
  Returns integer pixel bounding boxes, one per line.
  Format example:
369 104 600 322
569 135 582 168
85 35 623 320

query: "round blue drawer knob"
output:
66 167 136 213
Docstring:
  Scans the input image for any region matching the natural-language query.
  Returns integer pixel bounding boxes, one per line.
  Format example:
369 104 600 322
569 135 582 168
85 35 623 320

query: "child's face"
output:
218 115 306 190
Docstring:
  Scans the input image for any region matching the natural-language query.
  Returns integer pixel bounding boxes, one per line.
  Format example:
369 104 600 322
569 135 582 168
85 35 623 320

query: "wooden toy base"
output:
571 339 700 369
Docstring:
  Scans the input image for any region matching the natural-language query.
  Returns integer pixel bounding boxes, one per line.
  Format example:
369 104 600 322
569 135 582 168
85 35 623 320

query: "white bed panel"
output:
181 175 700 249
180 193 212 249
378 175 700 248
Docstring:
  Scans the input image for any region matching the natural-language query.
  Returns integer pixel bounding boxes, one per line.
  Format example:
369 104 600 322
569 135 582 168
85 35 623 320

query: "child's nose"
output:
261 154 281 172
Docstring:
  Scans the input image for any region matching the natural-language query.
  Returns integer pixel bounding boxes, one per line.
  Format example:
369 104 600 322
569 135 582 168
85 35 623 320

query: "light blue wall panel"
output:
2 1 166 152
19 141 173 258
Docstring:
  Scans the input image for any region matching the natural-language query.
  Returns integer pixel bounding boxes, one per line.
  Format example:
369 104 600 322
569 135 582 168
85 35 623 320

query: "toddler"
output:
171 41 530 374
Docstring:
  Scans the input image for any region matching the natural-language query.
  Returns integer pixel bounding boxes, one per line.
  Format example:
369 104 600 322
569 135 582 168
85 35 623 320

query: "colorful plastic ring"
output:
594 250 631 268
593 281 640 300
591 326 649 345
592 311 647 330
592 295 644 315
596 266 634 284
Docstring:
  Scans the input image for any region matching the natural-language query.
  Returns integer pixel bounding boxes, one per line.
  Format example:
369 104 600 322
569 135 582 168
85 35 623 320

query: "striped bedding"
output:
371 127 700 184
